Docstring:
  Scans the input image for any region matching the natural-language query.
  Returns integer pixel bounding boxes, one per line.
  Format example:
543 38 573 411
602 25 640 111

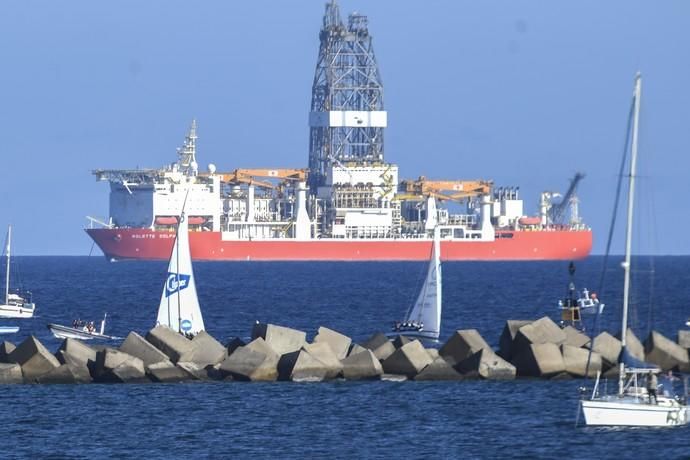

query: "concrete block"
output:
362 332 395 361
190 331 227 367
219 345 277 382
109 359 148 383
57 338 97 367
145 325 196 364
512 342 566 378
616 328 645 362
0 341 16 363
341 349 383 380
251 322 306 355
303 342 343 379
391 335 412 349
439 329 491 365
9 336 60 382
0 362 23 384
313 327 351 360
176 361 212 380
37 363 92 384
347 343 367 357
226 337 246 355
414 356 464 381
588 332 621 369
381 374 407 382
498 320 532 360
456 349 516 380
120 331 170 366
561 344 602 378
277 349 329 382
562 326 591 348
550 372 573 380
426 348 440 360
513 317 566 359
645 331 690 372
382 340 433 377
677 330 690 349
95 348 146 383
146 361 193 383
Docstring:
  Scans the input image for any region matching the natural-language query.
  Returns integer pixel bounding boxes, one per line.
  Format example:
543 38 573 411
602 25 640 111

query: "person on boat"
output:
647 371 658 404
393 321 401 332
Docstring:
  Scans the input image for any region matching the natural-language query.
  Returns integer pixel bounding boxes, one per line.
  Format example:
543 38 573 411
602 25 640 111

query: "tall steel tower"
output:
308 0 387 192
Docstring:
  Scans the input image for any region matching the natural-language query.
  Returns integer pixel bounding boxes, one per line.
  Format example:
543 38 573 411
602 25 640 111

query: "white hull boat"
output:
0 326 19 334
582 396 689 427
389 226 442 341
579 74 689 427
47 314 120 341
0 226 36 319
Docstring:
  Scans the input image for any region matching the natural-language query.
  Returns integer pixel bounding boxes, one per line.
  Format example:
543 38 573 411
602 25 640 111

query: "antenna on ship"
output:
176 119 198 177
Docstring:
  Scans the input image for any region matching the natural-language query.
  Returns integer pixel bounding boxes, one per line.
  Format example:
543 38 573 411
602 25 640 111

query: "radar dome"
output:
208 163 217 174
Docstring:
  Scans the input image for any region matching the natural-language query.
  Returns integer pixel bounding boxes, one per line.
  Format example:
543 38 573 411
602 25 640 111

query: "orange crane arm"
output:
400 177 492 197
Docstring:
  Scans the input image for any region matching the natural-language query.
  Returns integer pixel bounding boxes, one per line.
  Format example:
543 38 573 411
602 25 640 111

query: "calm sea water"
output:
2 256 689 458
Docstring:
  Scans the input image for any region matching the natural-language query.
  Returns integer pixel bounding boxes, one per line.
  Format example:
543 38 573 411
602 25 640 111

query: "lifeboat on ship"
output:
518 216 541 226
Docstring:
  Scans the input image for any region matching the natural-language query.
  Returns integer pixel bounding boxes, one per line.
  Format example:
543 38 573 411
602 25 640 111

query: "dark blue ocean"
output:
2 256 689 459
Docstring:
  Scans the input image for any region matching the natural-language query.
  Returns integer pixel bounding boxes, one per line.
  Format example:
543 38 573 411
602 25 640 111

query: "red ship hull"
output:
86 228 593 261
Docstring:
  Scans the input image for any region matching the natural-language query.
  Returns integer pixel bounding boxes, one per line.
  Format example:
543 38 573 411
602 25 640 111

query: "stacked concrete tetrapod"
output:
40 338 96 384
382 340 433 378
440 329 515 380
9 336 61 382
645 331 690 373
510 317 567 378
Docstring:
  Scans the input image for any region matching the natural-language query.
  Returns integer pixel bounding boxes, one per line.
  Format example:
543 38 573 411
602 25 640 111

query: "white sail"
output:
156 211 205 334
405 227 442 337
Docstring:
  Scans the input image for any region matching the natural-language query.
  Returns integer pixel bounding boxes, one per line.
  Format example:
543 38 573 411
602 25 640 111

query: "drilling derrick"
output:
308 0 387 191
308 1 396 239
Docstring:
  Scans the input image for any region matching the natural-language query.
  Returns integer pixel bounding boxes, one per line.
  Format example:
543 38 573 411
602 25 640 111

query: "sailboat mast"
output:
434 226 442 332
619 73 641 395
4 226 10 305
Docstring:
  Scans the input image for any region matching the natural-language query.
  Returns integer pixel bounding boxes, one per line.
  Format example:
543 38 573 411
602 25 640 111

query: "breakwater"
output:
1 316 689 384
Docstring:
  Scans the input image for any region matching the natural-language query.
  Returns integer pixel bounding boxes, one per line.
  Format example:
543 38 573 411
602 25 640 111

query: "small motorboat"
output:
558 262 604 329
47 313 120 341
0 326 19 334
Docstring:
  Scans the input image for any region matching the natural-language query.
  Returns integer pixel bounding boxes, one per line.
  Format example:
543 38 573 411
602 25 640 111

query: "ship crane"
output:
541 172 585 226
398 177 493 201
200 168 308 189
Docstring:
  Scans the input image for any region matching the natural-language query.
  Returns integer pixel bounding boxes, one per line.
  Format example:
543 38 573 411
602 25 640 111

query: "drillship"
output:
86 1 592 262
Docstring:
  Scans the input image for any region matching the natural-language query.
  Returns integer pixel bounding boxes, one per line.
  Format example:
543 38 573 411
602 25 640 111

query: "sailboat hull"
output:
386 330 440 341
0 303 35 319
582 398 690 427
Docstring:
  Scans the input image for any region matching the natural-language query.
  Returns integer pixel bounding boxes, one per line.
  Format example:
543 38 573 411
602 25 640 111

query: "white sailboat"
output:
390 226 442 341
156 208 205 336
48 313 120 341
0 225 36 319
581 74 689 427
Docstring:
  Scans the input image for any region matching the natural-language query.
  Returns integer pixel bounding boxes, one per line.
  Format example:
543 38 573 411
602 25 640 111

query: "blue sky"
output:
1 1 689 255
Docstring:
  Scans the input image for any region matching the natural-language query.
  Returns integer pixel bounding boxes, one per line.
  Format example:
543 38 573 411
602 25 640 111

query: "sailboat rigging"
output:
0 225 36 319
390 226 442 341
580 73 689 427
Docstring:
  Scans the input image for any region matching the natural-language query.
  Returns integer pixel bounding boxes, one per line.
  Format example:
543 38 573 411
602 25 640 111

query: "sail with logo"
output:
156 207 205 336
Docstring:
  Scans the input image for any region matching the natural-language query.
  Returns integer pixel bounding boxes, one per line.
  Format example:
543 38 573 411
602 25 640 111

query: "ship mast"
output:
619 73 641 395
